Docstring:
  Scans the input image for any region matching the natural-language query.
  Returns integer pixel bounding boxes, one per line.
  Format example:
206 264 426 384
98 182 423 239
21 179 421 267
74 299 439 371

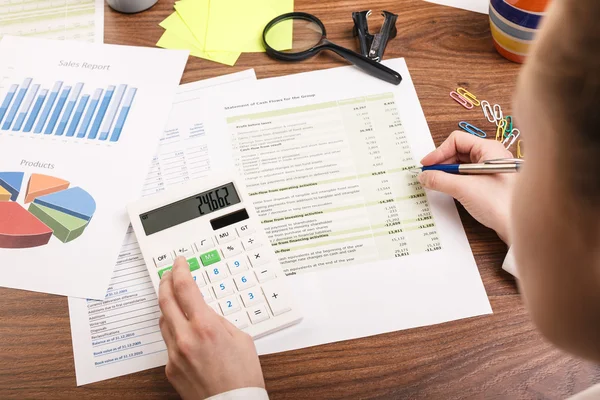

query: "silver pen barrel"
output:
458 163 521 174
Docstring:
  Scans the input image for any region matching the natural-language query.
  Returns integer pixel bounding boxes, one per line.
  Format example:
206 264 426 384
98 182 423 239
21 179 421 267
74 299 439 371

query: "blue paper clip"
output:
459 121 487 138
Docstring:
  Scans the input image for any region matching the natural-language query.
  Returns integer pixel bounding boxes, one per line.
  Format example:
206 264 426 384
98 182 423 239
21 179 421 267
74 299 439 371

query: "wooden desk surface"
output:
1 0 599 398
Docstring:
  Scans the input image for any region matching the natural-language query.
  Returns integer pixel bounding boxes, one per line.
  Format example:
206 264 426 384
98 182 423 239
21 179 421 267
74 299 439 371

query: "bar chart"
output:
0 78 137 143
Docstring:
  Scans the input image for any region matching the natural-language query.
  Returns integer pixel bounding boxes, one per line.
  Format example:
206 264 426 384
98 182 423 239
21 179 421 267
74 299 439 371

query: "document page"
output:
67 70 256 386
0 0 104 42
0 36 187 299
219 59 492 354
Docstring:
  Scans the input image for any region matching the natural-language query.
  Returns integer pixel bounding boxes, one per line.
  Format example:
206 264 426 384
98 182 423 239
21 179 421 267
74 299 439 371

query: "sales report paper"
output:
69 60 492 384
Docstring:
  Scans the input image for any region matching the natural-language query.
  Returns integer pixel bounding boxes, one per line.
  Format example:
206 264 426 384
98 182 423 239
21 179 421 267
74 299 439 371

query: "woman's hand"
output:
418 131 517 245
159 257 265 400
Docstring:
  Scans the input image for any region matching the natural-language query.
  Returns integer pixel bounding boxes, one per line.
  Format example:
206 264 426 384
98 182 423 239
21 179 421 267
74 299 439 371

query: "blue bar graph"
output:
2 78 32 130
88 86 114 140
44 86 71 134
34 81 63 133
99 84 127 141
77 88 102 138
24 89 48 133
12 84 40 131
66 94 89 137
110 88 137 142
0 84 18 126
55 82 83 136
0 78 136 143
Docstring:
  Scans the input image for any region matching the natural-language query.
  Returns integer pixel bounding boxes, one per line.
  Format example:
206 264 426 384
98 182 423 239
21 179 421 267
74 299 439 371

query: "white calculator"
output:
127 175 302 339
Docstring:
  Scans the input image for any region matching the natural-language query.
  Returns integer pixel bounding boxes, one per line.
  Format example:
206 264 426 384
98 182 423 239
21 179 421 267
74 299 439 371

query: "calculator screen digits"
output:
140 182 241 235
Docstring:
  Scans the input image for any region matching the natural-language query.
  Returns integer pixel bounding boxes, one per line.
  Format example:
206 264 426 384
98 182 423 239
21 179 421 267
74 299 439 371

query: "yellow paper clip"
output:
517 140 524 159
495 118 507 141
456 87 481 107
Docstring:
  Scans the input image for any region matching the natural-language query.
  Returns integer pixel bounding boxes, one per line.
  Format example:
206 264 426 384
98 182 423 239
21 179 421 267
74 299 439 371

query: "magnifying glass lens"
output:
265 18 323 53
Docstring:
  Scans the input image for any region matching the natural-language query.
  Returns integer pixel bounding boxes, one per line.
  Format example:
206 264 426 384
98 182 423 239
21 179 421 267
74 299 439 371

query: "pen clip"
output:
484 158 524 164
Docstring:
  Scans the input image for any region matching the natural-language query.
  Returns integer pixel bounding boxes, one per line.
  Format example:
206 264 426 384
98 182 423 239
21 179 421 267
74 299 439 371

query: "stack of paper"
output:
157 0 294 66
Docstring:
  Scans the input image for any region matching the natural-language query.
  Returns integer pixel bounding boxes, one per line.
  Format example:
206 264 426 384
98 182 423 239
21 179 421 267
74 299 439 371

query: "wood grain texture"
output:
1 0 599 398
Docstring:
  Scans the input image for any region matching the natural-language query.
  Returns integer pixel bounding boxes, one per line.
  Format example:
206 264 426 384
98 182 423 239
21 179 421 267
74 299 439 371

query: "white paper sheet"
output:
0 0 104 43
0 36 187 299
423 0 489 14
215 59 492 354
68 70 257 386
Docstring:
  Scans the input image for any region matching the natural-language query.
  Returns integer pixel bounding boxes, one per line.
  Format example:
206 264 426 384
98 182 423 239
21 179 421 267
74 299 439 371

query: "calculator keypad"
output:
152 220 293 329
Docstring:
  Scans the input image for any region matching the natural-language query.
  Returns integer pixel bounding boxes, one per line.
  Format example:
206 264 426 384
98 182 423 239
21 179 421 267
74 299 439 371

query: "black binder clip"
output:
352 10 398 62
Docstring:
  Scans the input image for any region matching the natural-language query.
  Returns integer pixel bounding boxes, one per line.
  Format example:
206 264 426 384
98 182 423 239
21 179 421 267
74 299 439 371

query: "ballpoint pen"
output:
410 158 524 175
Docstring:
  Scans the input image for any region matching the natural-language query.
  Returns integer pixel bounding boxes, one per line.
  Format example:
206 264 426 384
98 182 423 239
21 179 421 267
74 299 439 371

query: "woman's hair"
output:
530 0 600 200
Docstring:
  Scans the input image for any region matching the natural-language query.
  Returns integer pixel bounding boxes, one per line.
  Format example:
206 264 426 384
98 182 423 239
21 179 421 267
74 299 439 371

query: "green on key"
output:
200 250 221 266
158 258 200 279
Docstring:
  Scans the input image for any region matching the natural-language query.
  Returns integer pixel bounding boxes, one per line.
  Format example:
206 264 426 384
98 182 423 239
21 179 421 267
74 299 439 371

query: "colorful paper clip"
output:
503 128 520 150
456 87 481 107
517 140 524 159
481 100 495 123
450 91 473 109
495 118 507 141
493 104 503 125
504 115 514 136
459 121 486 138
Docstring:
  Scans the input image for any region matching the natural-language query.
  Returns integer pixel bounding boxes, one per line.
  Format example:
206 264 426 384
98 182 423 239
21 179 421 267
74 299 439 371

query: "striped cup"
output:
489 0 550 63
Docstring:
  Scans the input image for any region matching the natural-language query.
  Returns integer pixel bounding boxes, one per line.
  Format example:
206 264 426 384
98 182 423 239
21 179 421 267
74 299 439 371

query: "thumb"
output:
418 170 465 200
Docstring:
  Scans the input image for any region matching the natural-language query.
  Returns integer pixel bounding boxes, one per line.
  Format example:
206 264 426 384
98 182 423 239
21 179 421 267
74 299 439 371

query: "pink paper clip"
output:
450 91 473 110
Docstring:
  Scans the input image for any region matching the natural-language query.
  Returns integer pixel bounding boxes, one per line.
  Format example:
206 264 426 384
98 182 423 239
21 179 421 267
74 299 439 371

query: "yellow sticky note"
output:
173 0 210 47
157 13 240 66
204 0 294 53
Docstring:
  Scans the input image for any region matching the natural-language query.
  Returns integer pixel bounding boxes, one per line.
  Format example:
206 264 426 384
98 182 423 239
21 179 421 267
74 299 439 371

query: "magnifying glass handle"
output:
323 41 402 85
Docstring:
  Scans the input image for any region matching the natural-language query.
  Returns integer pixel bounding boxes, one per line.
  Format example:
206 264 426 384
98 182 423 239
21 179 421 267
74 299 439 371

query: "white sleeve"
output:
502 246 518 278
205 387 269 400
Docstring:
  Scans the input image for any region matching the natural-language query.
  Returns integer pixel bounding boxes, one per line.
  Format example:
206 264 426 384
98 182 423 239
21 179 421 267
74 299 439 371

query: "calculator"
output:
127 174 302 339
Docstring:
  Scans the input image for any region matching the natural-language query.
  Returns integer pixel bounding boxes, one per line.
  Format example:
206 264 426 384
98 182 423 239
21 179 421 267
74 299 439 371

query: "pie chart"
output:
0 172 96 248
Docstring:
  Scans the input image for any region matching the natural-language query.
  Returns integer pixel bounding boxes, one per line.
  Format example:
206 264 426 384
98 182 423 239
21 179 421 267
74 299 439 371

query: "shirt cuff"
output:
502 246 518 278
205 387 269 400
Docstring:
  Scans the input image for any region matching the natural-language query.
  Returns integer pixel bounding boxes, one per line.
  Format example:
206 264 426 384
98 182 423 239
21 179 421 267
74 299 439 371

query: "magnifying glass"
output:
263 12 402 85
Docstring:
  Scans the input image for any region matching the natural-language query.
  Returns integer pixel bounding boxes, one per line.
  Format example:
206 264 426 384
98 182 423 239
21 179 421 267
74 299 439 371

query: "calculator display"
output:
140 183 241 235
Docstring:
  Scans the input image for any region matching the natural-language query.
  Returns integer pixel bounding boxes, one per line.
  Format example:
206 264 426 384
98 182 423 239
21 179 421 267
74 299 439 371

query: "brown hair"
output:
529 0 600 199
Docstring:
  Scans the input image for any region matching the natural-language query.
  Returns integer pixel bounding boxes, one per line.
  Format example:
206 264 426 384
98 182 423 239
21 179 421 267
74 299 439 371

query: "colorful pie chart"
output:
0 172 96 248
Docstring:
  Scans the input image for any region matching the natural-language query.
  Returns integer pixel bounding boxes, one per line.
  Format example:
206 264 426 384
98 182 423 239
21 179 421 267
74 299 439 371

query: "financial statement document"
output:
220 59 492 355
67 70 256 386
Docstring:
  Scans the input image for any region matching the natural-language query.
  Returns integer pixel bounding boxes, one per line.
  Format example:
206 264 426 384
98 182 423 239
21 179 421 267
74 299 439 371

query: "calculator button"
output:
214 279 235 299
221 240 242 258
158 266 172 278
227 258 248 275
226 311 250 329
255 266 277 283
174 245 194 258
207 264 228 283
154 252 173 268
240 288 263 307
236 224 254 237
209 302 223 315
248 304 270 324
200 250 221 266
219 296 241 316
200 286 214 303
248 248 269 268
215 228 236 244
187 257 201 272
234 273 256 291
262 280 292 316
241 235 259 251
191 270 206 288
195 237 214 252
